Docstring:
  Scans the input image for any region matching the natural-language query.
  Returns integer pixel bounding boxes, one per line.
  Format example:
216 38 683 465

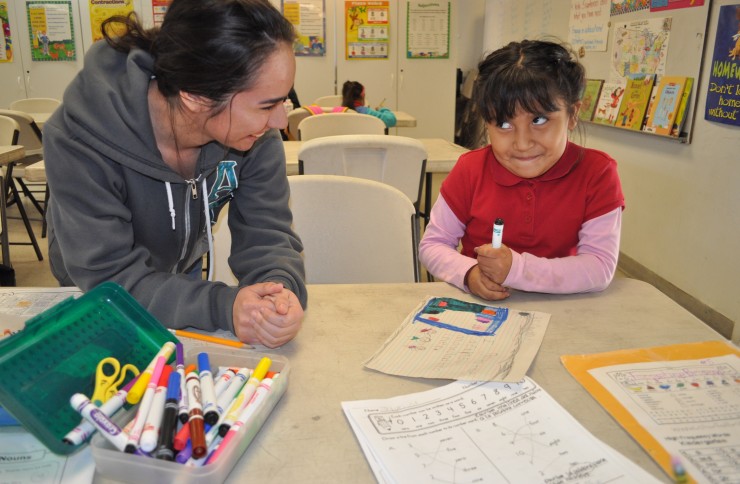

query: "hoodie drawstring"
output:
202 178 214 282
165 182 176 230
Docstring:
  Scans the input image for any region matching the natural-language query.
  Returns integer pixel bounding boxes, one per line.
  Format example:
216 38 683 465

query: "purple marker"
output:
63 374 141 446
70 393 146 456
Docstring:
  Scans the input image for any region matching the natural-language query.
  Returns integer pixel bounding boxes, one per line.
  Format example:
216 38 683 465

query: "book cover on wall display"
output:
592 80 626 125
615 74 655 131
644 76 688 135
704 4 740 127
670 77 694 137
640 75 660 132
578 79 604 122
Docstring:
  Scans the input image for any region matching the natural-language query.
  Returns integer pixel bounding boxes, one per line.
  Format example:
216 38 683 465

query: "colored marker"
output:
215 367 250 416
175 440 193 464
492 218 504 248
63 373 141 446
213 368 237 397
208 373 278 465
186 368 207 459
218 357 271 437
125 356 166 453
139 365 173 452
176 343 189 424
173 418 191 451
198 353 219 425
154 371 181 461
69 394 145 456
127 341 175 404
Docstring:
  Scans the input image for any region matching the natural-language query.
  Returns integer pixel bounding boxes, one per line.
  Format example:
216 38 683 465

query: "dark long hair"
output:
473 40 585 124
341 80 364 111
102 0 295 113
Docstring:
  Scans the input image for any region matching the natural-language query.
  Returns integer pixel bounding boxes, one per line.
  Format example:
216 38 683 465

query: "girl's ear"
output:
569 101 582 129
179 91 211 113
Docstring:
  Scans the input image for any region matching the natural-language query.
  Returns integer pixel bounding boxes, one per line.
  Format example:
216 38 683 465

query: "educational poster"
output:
609 17 671 81
345 1 389 60
569 0 610 52
88 0 134 43
406 1 449 59
704 4 740 127
610 0 650 16
0 1 12 62
650 0 704 12
26 1 76 61
151 0 171 28
283 0 325 56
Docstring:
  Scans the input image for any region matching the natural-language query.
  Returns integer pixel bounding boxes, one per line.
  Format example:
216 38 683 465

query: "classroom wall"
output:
482 0 740 340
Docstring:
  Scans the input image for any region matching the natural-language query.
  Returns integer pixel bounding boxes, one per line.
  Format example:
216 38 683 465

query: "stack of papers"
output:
342 378 660 483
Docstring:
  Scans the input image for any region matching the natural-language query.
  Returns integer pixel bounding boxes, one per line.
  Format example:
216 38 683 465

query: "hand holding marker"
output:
492 218 504 248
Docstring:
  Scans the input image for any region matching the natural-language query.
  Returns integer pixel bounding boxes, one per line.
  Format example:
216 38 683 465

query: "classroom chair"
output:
0 115 43 261
297 134 427 214
0 110 47 236
312 94 343 106
286 108 311 141
9 97 61 114
288 175 419 283
210 176 420 284
297 112 386 141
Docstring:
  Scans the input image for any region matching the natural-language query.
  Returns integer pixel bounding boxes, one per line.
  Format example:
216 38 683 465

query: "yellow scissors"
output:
91 357 140 406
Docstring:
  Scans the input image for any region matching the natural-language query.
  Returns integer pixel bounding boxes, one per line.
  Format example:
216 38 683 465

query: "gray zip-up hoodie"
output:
44 41 307 333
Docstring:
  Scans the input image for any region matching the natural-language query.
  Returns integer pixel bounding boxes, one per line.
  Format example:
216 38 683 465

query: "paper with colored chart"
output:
562 341 740 484
364 296 550 382
342 378 660 484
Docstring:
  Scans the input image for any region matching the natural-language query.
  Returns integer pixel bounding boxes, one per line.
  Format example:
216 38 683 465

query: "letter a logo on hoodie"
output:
207 160 238 220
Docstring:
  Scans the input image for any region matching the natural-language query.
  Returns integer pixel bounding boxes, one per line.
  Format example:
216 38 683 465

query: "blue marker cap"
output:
166 371 181 401
197 352 211 373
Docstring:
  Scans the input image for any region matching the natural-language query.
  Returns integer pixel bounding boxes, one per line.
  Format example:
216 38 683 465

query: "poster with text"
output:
704 4 740 127
27 1 76 61
88 0 134 44
609 16 671 81
151 0 171 28
569 0 610 52
345 1 389 60
406 1 449 59
283 0 326 56
0 1 12 62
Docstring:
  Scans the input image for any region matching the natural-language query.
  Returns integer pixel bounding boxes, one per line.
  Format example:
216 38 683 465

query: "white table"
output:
91 278 723 483
314 107 416 127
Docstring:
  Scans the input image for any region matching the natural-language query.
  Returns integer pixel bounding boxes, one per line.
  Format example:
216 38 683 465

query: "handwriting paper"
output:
342 378 659 484
364 297 550 381
0 430 94 483
562 341 740 483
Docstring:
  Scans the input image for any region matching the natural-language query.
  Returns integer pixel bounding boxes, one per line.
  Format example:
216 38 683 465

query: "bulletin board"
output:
483 0 711 143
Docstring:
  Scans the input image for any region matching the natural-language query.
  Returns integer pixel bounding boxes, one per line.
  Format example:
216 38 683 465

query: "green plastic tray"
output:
0 282 178 455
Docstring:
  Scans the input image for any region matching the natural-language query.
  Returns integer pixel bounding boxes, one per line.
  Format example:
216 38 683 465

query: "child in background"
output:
341 80 396 128
419 40 624 301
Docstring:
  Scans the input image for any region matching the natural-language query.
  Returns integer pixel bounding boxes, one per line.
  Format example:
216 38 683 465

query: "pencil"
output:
169 329 252 349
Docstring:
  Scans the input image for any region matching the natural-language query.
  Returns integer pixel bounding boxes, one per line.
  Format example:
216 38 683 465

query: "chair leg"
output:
42 184 49 238
14 178 45 217
8 179 43 261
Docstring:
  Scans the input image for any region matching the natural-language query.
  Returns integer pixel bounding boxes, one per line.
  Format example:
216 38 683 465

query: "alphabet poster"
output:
704 4 740 127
